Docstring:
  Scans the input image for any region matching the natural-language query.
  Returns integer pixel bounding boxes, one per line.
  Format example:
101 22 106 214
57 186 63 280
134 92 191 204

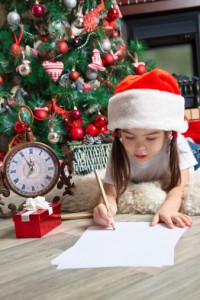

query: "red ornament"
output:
70 108 81 120
57 40 69 54
134 63 147 75
14 121 27 133
0 76 3 85
41 34 50 42
32 3 45 18
98 125 108 134
69 70 80 81
70 37 81 48
70 126 84 141
10 43 24 59
86 124 99 136
34 107 48 121
102 53 115 66
94 114 107 128
107 8 119 22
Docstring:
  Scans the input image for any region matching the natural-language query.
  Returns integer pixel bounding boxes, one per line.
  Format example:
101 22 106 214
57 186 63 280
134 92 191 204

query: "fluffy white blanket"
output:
61 169 200 215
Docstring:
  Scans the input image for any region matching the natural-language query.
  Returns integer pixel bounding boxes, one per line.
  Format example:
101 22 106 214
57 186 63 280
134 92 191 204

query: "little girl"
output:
93 69 197 229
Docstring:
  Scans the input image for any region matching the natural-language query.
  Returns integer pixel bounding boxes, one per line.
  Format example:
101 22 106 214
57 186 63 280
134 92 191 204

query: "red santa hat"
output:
108 69 187 133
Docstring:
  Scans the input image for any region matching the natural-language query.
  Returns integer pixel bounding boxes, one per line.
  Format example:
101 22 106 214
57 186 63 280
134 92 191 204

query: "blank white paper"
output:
52 222 188 269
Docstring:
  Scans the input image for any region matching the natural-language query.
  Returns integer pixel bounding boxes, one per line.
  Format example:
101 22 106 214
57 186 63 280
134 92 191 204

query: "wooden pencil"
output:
61 211 93 220
94 169 116 230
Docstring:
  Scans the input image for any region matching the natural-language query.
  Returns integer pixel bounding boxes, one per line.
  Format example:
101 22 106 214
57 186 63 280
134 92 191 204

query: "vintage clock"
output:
2 141 60 198
0 105 72 218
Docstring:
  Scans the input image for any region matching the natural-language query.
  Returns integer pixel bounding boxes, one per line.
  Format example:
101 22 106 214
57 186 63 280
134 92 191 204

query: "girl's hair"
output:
111 132 181 198
164 136 181 191
111 132 131 198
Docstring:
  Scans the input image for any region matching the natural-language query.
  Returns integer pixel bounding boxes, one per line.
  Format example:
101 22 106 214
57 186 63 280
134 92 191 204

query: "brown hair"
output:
110 133 181 198
111 133 131 198
164 136 181 191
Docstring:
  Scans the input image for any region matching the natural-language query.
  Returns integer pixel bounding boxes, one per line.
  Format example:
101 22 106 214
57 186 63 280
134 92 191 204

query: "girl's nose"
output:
135 142 146 151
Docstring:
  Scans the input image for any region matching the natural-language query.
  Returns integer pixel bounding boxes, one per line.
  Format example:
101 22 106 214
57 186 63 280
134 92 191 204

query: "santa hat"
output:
108 69 187 133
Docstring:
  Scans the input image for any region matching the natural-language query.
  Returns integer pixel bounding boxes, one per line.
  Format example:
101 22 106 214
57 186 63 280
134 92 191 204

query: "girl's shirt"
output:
104 134 197 185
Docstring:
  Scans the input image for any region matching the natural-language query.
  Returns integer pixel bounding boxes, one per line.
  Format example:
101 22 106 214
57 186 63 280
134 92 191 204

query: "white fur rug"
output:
61 169 200 215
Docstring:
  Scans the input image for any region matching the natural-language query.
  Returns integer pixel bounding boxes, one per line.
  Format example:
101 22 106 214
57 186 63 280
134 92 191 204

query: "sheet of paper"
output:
52 222 188 269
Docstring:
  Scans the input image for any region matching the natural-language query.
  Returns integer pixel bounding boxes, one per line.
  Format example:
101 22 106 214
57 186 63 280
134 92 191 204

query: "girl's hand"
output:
93 203 117 227
150 206 193 229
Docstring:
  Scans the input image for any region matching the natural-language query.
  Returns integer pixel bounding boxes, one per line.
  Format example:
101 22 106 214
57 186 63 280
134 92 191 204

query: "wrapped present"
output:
12 201 61 238
183 120 200 144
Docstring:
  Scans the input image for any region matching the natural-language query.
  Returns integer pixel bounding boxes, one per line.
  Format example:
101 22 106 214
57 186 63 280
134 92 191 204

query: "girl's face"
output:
120 128 166 162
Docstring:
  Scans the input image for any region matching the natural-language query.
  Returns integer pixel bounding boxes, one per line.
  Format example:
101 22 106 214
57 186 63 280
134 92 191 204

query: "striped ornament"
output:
42 61 64 82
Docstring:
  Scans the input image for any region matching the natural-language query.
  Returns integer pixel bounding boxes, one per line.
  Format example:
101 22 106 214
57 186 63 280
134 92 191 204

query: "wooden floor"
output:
0 212 200 300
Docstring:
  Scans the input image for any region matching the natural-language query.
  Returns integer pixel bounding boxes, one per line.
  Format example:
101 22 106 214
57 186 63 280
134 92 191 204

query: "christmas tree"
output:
0 0 154 161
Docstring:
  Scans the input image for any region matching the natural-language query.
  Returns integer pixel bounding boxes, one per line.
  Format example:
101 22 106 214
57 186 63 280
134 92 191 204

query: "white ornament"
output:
16 60 32 77
86 68 98 80
101 38 112 52
63 0 77 9
7 10 20 26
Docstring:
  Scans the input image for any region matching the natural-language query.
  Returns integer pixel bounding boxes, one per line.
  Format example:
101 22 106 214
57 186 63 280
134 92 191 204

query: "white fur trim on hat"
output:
108 89 187 133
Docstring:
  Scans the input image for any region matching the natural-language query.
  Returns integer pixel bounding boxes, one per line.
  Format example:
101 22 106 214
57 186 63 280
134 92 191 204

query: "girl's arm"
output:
93 183 118 227
150 168 193 228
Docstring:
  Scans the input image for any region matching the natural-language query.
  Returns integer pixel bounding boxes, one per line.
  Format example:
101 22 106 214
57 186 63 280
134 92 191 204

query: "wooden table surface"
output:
0 214 200 300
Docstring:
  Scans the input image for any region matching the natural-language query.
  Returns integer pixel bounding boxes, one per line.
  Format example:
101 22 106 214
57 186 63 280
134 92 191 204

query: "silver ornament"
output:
7 10 21 26
48 129 60 144
63 0 77 9
101 38 112 52
86 68 98 80
18 64 32 77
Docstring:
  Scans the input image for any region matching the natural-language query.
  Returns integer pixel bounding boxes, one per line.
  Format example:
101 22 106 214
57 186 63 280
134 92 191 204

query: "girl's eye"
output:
125 136 135 140
146 137 156 141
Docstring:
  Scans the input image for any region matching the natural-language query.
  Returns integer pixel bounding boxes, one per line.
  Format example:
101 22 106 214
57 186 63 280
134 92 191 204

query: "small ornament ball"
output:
34 109 48 121
7 10 20 26
102 53 115 66
48 130 60 144
18 63 32 77
14 121 27 133
10 43 24 59
107 8 119 22
70 126 84 141
99 125 108 134
70 108 81 120
63 0 77 9
86 68 98 80
57 41 69 54
70 37 81 48
41 34 50 42
0 76 3 85
86 124 99 137
32 3 45 18
134 63 147 75
94 114 107 128
101 39 112 52
69 70 80 81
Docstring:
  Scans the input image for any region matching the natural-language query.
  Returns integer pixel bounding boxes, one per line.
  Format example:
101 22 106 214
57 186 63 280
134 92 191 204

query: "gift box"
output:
183 120 200 144
12 203 62 238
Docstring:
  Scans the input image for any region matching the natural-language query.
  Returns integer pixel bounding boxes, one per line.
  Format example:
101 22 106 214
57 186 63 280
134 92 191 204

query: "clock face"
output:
3 142 60 197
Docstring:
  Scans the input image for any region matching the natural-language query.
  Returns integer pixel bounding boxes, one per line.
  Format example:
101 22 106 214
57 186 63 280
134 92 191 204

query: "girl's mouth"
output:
135 155 148 159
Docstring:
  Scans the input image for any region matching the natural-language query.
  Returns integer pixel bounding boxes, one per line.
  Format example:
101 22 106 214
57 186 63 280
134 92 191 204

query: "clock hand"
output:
23 156 34 171
29 157 35 167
